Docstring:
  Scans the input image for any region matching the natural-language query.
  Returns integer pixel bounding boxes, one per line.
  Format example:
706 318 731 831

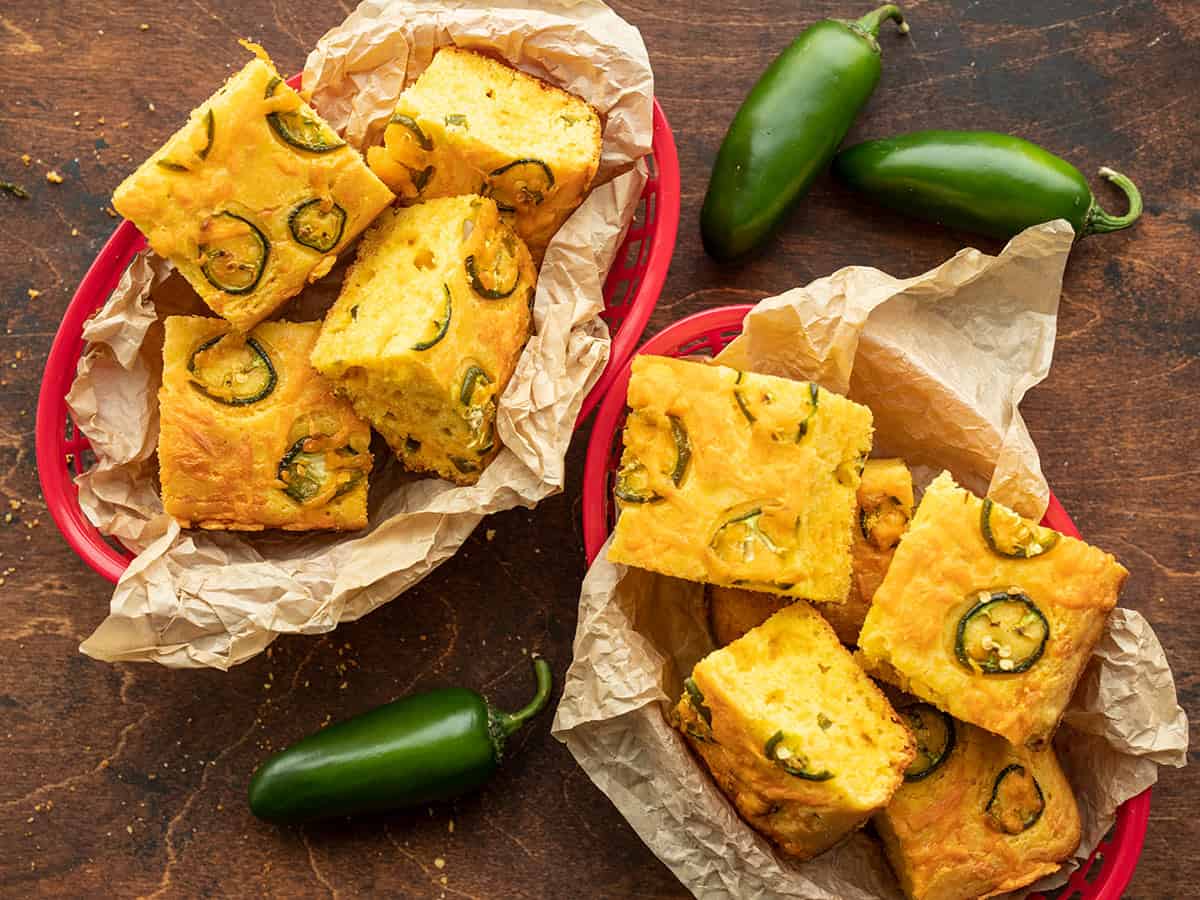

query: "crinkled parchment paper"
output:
553 222 1189 899
72 0 653 669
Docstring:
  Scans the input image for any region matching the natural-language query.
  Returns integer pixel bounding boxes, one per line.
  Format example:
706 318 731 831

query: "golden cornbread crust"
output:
367 46 602 263
708 458 915 646
310 195 534 485
159 317 372 531
875 717 1081 900
608 356 874 603
707 585 790 648
858 471 1127 747
113 52 394 331
674 603 914 861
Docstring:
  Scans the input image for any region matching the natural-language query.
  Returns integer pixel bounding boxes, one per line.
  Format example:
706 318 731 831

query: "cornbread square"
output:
310 195 534 485
366 46 601 263
113 50 394 331
674 602 914 860
876 713 1080 900
708 458 914 645
607 356 874 603
159 317 372 531
858 471 1127 747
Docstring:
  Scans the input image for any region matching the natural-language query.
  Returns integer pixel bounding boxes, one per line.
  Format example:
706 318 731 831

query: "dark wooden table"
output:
3 2 1195 897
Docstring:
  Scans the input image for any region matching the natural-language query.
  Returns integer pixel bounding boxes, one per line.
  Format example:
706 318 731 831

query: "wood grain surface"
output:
2 1 1196 897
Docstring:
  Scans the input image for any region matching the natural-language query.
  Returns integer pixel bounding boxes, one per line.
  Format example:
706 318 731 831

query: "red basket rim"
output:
35 82 678 585
575 100 680 425
579 302 1151 898
36 221 147 584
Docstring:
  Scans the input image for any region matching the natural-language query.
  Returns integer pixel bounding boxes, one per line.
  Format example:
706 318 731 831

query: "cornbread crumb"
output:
677 602 913 860
27 289 40 300
311 196 533 485
45 170 63 184
21 154 31 166
434 857 446 869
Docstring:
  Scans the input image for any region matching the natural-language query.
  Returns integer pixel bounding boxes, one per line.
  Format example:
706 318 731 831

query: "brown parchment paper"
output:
71 0 653 670
553 221 1189 899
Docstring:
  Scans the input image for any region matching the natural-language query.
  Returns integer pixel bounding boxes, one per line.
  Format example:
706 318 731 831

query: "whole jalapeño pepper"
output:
701 4 909 260
832 130 1143 239
248 656 553 824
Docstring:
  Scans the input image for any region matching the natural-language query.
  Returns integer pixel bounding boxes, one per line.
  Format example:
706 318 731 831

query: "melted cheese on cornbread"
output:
708 457 915 646
858 471 1126 747
113 53 393 331
158 316 372 531
875 716 1080 900
367 46 601 263
607 356 874 603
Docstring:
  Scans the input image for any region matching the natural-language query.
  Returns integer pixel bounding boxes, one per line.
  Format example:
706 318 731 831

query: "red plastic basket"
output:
581 304 1151 900
36 75 679 584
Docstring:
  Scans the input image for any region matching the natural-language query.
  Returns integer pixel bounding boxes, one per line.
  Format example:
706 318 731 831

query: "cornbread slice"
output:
607 356 875 603
708 458 915 645
858 471 1126 747
113 49 394 330
310 195 534 485
366 46 601 263
159 316 372 530
876 713 1080 900
674 602 914 860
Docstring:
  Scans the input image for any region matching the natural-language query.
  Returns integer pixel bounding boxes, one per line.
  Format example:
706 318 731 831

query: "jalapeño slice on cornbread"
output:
310 195 534 485
899 702 957 782
875 716 1080 900
113 47 394 331
366 46 601 263
674 602 914 861
159 317 372 531
607 356 874 603
707 457 915 646
858 471 1127 748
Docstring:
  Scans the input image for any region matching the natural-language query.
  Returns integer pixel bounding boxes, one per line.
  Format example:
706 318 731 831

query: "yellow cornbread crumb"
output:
675 602 912 860
311 195 533 485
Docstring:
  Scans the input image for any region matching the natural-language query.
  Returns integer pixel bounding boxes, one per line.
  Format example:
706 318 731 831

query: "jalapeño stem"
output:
1086 167 1143 234
492 657 553 738
851 4 909 40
